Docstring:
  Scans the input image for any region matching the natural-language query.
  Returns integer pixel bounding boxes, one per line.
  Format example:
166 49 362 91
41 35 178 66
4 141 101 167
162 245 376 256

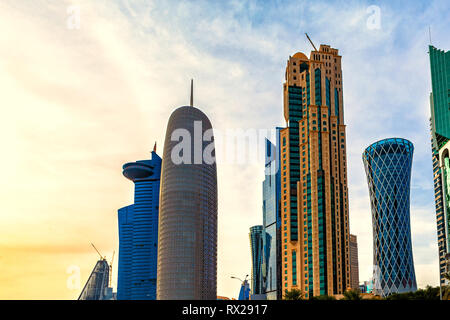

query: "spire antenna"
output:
190 79 193 107
428 26 432 45
153 141 157 153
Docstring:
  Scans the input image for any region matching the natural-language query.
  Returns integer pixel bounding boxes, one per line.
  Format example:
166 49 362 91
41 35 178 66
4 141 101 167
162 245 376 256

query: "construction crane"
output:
305 33 318 52
90 243 115 289
109 251 115 288
91 242 106 260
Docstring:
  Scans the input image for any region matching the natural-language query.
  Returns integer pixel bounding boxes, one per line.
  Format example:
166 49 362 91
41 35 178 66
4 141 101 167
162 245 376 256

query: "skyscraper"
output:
428 45 450 286
79 258 114 300
249 225 265 296
349 234 359 290
117 149 162 300
438 140 450 286
280 43 351 298
363 138 417 297
262 133 282 300
157 84 217 300
117 205 133 300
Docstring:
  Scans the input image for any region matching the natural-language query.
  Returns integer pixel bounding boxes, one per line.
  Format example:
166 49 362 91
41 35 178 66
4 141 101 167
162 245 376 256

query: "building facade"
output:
363 138 417 297
238 280 250 300
157 105 217 300
262 133 282 300
429 45 450 286
280 44 351 298
349 234 359 290
117 150 162 300
249 225 265 296
117 205 134 300
79 259 113 300
359 279 373 294
439 140 450 286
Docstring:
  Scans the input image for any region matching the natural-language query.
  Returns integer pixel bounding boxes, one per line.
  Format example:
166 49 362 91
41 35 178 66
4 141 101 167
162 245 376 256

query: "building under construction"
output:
78 245 116 300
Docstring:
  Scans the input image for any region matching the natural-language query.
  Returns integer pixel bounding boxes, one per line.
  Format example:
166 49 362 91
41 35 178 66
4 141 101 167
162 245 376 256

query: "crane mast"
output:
305 33 318 52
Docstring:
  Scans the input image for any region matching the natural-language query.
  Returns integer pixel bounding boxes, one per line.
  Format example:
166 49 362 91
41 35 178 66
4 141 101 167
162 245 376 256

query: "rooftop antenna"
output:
428 26 432 45
305 33 318 52
190 79 193 107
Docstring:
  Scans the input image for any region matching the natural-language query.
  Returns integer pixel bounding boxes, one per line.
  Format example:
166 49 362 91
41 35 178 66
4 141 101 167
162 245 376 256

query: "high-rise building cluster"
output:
248 39 449 300
78 39 449 300
115 82 217 300
251 44 357 299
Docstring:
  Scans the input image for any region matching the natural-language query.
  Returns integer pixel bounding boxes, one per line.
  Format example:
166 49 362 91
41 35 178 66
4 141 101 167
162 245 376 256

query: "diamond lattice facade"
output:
363 138 417 297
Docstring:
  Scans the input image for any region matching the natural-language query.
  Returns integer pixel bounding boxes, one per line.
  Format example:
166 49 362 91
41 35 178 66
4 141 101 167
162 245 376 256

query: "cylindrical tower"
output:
157 105 217 300
362 138 417 297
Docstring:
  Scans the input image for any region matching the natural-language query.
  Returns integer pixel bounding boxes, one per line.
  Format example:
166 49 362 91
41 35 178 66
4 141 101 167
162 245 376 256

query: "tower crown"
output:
292 52 308 60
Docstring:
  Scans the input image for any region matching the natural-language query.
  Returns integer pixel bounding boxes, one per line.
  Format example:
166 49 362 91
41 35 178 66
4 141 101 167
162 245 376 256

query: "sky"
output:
0 0 449 299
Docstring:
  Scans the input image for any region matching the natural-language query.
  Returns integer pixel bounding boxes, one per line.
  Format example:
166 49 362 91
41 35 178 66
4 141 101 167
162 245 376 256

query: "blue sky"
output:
0 0 449 299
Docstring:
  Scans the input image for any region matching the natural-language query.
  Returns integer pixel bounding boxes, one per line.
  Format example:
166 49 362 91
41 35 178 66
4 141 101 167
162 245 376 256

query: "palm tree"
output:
310 294 336 300
386 286 440 300
284 288 303 300
342 289 362 300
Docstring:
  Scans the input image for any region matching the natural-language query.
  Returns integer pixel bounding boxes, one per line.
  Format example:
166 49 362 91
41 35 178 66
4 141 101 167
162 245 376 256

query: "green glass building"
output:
429 45 450 286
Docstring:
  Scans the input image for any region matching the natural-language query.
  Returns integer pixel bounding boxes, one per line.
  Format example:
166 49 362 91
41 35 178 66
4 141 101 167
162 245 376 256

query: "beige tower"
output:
280 44 351 298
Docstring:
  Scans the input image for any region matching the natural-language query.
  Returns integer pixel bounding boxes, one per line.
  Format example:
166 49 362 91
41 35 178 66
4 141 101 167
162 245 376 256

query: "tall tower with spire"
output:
157 81 217 300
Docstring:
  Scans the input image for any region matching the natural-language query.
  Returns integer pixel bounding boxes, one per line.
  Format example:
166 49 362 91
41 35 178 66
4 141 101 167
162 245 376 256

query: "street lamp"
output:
231 275 250 300
230 274 249 284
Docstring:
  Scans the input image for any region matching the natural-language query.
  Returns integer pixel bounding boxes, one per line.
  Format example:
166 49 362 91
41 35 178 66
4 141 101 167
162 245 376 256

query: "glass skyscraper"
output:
157 104 217 300
79 259 113 300
262 132 281 300
280 44 351 298
438 140 450 285
249 225 265 295
428 45 450 285
117 150 162 300
363 138 417 297
117 205 133 300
